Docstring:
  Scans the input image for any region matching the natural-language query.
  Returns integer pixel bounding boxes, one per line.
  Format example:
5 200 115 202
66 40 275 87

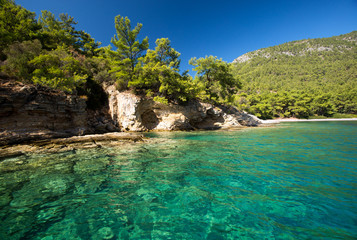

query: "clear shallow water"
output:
0 122 356 240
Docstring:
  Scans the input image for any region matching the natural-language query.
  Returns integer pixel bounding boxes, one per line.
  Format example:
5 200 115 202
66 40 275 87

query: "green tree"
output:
311 94 334 117
38 10 99 55
0 0 40 60
288 93 312 118
129 38 179 90
153 38 181 69
110 15 149 90
251 102 274 119
29 46 87 92
83 55 115 85
189 55 241 103
129 38 195 103
1 39 42 80
231 31 357 118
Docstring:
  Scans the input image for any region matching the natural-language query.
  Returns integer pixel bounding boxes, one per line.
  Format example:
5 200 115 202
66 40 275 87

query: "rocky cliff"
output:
0 79 89 145
0 79 261 145
106 86 261 131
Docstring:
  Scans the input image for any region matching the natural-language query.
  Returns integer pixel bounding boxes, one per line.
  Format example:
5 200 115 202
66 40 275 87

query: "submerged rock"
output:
0 132 145 157
10 174 72 208
48 132 144 144
0 192 11 207
97 227 114 240
41 218 83 240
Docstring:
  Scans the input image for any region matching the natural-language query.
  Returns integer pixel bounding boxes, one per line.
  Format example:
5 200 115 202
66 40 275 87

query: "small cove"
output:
0 121 356 239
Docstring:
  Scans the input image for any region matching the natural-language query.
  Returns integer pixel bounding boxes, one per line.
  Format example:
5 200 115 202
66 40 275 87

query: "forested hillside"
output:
2 0 356 119
232 32 357 119
0 0 240 108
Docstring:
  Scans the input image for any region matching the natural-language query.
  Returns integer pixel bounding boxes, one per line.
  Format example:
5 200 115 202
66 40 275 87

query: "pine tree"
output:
0 0 40 60
190 56 241 104
110 15 149 89
38 10 99 55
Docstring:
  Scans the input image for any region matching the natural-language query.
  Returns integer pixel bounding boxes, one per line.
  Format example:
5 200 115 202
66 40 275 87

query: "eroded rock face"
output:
107 86 261 131
0 80 88 145
0 80 261 145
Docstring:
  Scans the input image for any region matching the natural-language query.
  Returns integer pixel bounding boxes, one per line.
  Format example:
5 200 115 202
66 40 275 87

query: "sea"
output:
0 121 356 239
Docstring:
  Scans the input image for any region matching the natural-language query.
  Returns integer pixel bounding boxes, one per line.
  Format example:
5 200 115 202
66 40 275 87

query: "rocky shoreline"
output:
0 79 262 147
3 79 355 160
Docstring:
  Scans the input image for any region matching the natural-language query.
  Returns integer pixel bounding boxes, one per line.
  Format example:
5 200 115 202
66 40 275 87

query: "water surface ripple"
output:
0 121 356 239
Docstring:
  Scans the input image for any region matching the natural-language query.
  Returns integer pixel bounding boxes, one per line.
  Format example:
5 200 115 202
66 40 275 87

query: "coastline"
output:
261 118 357 124
2 118 356 159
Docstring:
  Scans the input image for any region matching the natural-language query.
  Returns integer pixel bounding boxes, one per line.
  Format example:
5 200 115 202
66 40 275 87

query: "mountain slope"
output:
231 31 357 119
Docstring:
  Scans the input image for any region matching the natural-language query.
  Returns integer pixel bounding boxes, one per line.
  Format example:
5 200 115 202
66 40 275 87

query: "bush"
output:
29 46 87 92
2 39 42 80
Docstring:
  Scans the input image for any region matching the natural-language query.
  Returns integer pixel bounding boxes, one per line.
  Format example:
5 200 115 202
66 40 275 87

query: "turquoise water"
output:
0 122 356 239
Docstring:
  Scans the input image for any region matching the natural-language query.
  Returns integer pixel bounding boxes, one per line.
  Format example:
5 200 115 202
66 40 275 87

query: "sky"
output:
15 0 357 74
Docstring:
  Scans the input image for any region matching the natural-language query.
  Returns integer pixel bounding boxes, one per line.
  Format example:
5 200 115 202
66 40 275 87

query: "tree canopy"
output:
38 10 99 55
232 31 357 119
189 56 241 104
109 15 149 89
1 0 355 117
0 0 40 60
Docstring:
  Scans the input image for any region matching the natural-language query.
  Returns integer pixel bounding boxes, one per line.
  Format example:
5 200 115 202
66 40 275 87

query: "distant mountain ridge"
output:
233 31 357 64
231 31 357 119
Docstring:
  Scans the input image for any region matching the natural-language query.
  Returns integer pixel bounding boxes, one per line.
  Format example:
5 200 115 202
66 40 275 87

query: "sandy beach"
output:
261 118 357 124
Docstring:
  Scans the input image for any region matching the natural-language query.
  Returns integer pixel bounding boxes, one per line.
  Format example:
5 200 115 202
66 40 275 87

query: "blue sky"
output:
16 0 357 74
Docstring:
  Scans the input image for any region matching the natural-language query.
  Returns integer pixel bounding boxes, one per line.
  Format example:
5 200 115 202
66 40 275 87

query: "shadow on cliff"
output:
77 78 108 110
140 109 159 130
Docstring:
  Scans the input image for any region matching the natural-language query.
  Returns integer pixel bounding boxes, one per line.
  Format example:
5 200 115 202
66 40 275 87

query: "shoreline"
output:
1 118 356 158
261 118 357 124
